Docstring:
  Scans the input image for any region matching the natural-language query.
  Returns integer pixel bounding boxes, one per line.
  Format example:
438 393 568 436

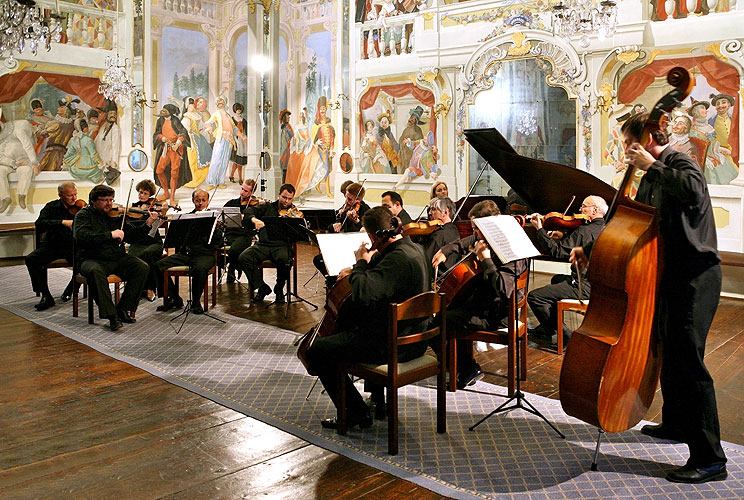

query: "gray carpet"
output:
2 265 742 499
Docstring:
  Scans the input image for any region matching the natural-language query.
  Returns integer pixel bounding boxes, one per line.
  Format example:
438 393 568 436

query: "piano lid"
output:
464 128 617 215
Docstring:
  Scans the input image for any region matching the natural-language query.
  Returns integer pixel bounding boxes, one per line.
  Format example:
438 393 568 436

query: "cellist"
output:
572 111 726 484
431 200 528 389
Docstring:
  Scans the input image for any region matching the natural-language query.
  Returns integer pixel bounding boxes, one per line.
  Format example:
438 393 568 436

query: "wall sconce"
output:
137 91 159 109
432 93 452 118
582 82 614 116
328 93 349 110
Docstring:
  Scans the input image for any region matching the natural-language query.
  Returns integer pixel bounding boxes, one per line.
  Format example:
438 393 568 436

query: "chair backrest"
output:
387 291 446 365
506 270 529 333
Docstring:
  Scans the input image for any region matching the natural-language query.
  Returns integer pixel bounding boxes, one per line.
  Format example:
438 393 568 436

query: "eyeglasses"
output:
580 204 595 209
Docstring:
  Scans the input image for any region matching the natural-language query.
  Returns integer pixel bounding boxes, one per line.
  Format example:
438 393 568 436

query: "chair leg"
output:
448 337 457 392
520 332 528 381
388 384 398 455
163 272 169 308
73 284 79 317
203 276 209 312
556 303 565 355
88 289 94 324
211 268 217 307
507 328 516 397
437 359 446 434
114 282 120 304
337 367 347 436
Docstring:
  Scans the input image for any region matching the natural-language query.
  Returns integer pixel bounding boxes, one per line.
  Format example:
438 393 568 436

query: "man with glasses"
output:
526 195 607 349
416 196 460 276
73 184 158 331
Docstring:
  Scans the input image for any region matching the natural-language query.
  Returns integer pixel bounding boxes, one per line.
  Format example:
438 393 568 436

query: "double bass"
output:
559 67 694 434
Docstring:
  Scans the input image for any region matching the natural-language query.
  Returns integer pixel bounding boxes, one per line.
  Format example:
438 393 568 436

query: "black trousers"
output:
25 244 74 296
237 243 290 291
658 263 726 466
78 255 148 318
128 242 163 293
527 274 589 339
156 253 215 304
225 235 252 274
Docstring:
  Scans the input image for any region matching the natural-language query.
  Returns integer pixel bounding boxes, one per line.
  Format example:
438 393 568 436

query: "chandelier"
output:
98 53 136 106
0 0 64 63
551 0 618 48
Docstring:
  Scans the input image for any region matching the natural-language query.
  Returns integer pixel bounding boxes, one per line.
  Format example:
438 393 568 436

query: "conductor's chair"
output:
162 263 218 311
336 291 447 455
447 270 529 396
556 299 588 355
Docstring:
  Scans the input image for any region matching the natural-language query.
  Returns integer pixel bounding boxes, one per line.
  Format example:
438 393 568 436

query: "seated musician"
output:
380 190 412 225
304 206 430 429
416 196 460 275
430 181 448 199
313 182 371 283
238 183 297 303
223 179 260 283
526 195 606 348
128 179 164 302
431 200 528 389
25 181 78 310
73 184 157 331
156 189 220 314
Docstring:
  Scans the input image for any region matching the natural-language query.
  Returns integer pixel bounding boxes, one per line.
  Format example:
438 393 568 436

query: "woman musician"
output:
127 180 165 301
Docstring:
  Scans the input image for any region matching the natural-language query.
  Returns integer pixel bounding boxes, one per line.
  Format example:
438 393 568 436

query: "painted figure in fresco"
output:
205 94 236 190
605 103 645 197
94 101 121 175
306 96 335 196
704 93 738 185
393 130 439 190
360 0 381 59
27 98 53 155
286 108 322 198
229 102 248 184
360 119 388 174
396 0 425 53
35 96 79 174
378 0 403 56
64 118 104 184
153 104 192 207
195 97 214 146
377 111 401 173
0 109 38 213
86 108 101 140
180 96 211 189
279 109 294 183
668 114 707 170
398 106 425 173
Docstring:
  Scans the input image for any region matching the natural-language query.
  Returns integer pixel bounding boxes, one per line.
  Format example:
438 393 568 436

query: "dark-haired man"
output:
223 179 258 283
380 190 412 225
304 206 430 429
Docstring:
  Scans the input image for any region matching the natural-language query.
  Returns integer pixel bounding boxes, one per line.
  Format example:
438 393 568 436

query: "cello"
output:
559 68 694 444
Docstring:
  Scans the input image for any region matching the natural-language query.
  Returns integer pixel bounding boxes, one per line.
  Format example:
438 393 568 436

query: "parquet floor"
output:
0 243 741 499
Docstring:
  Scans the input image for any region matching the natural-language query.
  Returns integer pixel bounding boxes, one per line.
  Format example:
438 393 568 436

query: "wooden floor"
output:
1 243 742 499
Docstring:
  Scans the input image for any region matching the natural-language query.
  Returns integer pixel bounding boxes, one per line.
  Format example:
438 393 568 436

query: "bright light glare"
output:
252 55 272 74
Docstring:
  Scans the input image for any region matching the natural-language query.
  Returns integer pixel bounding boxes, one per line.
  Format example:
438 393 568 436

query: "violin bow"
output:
119 179 134 246
340 178 368 229
562 195 576 216
452 161 490 221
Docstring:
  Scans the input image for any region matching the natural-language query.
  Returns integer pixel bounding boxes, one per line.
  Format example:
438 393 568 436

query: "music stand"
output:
162 213 226 334
215 206 245 286
262 216 318 316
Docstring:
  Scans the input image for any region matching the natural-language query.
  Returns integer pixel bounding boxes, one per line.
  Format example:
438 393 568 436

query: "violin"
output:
279 205 304 218
242 195 266 207
68 199 87 215
108 204 157 219
532 212 589 231
402 219 443 237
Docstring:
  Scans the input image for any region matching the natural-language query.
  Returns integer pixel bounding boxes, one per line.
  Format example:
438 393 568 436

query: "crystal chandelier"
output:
98 53 136 106
0 0 63 63
551 0 618 48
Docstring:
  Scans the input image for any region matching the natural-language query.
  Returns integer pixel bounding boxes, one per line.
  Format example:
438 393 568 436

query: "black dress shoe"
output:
109 317 123 331
34 295 56 311
251 284 272 303
320 412 373 430
274 293 286 304
457 363 484 389
117 309 136 323
641 423 685 442
156 297 184 312
666 463 727 483
190 303 204 315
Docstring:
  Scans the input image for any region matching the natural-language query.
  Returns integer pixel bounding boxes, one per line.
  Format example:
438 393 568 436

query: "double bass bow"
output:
559 67 694 435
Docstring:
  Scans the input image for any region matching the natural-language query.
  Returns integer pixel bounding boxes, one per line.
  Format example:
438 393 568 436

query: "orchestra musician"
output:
238 183 297 303
431 200 528 389
73 184 158 331
572 111 726 483
128 179 165 302
223 179 259 283
303 206 430 430
430 181 448 199
526 195 607 349
380 190 412 225
416 196 460 274
155 189 220 315
25 181 78 310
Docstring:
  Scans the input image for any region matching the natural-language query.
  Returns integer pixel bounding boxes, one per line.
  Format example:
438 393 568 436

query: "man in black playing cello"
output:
431 200 528 389
572 111 726 484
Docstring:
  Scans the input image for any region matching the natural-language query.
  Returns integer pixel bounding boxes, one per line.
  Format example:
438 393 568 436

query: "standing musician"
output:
416 196 460 274
73 185 157 331
572 111 726 483
238 183 297 303
155 189 220 315
526 195 607 348
223 179 260 283
431 200 528 389
304 206 430 429
128 179 165 302
380 190 412 225
25 181 78 310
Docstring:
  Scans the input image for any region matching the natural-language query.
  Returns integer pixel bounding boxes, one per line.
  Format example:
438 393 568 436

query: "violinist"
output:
572 111 726 484
238 183 297 303
127 180 165 302
25 182 78 310
415 196 460 274
155 189 221 315
380 190 412 225
431 200 528 389
304 206 430 430
526 195 606 348
73 184 158 331
223 179 259 283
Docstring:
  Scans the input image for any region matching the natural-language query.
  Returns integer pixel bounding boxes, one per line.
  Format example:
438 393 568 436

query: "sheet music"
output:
219 207 243 228
473 215 540 264
316 232 372 276
170 210 220 244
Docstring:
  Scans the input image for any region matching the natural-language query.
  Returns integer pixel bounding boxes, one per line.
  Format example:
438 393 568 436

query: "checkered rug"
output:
2 266 742 499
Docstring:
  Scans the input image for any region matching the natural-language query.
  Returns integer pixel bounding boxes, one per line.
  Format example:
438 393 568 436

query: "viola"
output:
402 219 443 237
538 212 589 231
68 199 87 215
279 205 304 218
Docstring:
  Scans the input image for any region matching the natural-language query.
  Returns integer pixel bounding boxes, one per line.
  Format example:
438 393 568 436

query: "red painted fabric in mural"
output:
0 71 106 109
359 83 436 139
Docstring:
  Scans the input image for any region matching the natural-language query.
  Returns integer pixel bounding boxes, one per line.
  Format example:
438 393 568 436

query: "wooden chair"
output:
73 272 124 324
556 298 588 355
447 270 529 396
337 291 447 455
34 225 73 296
162 264 218 311
249 242 299 301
